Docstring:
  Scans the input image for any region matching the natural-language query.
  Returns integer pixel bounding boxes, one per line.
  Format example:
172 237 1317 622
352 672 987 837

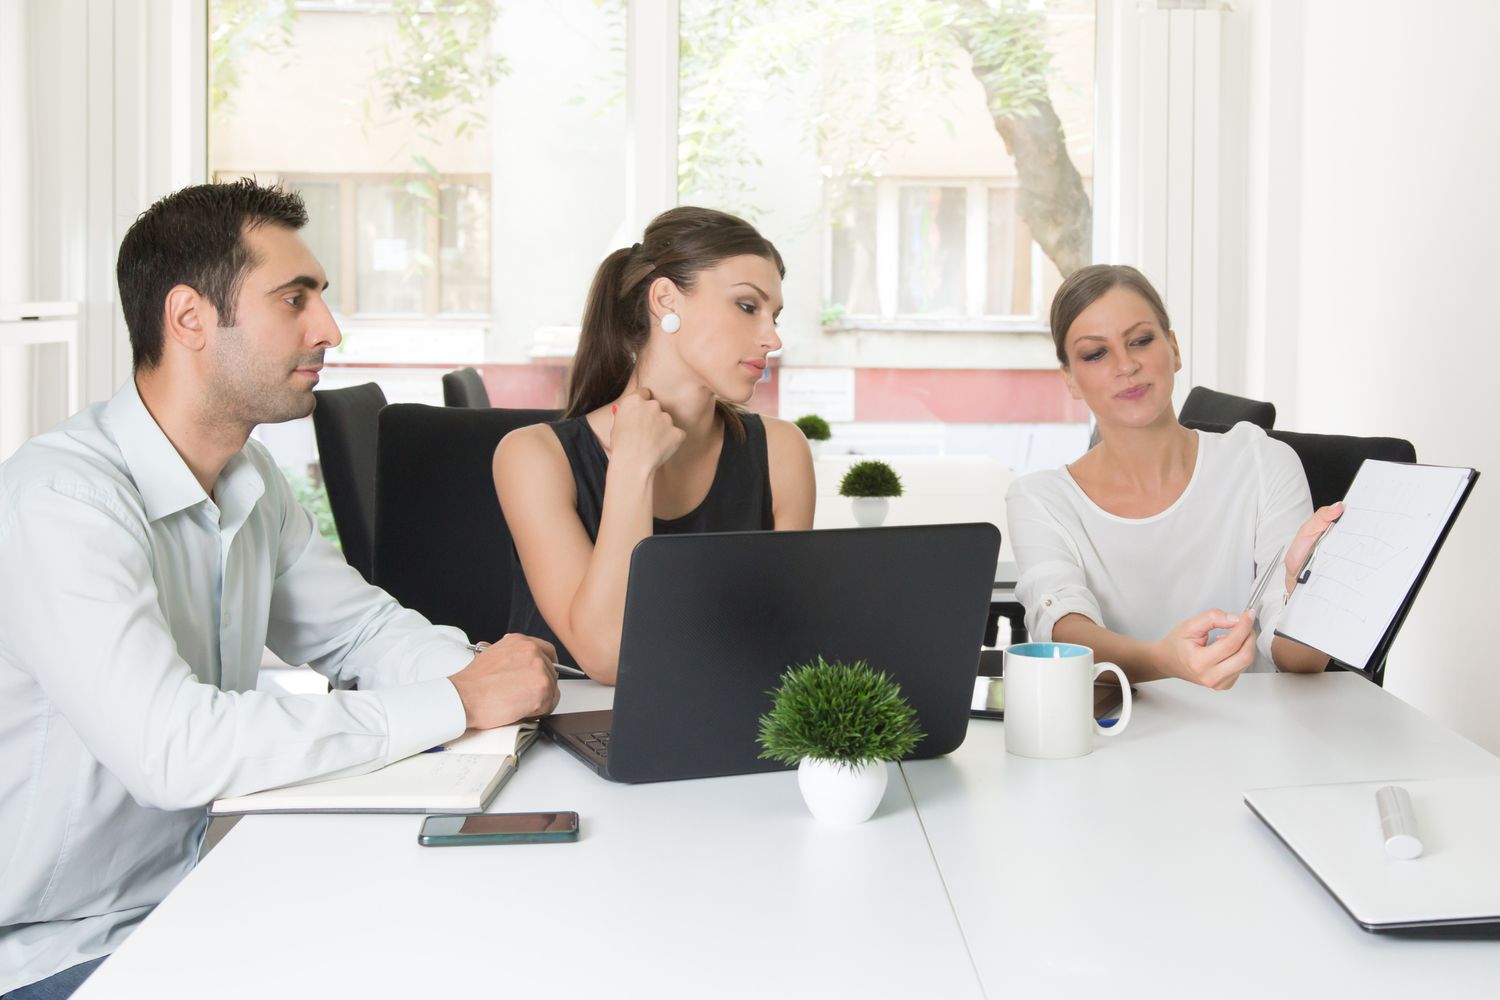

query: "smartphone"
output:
418 811 580 847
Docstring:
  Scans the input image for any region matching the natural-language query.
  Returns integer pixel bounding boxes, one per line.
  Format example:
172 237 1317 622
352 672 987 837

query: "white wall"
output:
1245 0 1500 753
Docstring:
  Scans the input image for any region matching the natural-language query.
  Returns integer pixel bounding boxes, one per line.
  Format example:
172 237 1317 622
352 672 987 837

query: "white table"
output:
906 672 1500 997
75 683 980 1000
76 675 1500 999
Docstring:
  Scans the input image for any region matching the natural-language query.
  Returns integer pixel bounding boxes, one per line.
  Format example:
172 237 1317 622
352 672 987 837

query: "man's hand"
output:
1151 608 1258 690
448 633 560 730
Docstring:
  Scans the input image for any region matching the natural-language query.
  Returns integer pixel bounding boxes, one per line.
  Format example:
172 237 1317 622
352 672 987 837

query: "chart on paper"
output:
1276 461 1473 669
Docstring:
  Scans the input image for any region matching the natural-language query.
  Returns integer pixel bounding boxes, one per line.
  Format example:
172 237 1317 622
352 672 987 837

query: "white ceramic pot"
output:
796 757 889 825
807 438 825 460
850 496 889 528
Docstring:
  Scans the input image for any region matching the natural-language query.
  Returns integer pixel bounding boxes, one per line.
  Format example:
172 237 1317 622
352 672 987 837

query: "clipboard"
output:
1274 460 1479 677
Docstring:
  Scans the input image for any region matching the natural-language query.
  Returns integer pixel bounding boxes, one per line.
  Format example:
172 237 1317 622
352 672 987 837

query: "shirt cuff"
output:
373 677 468 762
1026 590 1102 642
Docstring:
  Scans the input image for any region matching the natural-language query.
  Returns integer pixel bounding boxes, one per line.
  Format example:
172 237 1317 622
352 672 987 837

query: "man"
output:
0 180 559 997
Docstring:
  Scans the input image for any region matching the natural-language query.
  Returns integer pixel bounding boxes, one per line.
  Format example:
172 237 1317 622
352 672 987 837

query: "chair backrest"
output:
442 366 491 408
1179 386 1276 430
373 403 559 642
1266 429 1417 510
310 382 387 583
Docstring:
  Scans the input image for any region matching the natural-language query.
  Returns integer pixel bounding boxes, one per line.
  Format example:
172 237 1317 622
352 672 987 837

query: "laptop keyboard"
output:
581 731 610 760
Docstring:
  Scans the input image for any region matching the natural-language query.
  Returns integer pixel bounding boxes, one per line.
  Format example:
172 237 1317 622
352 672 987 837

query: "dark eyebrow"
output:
732 281 783 314
267 276 329 296
1073 321 1155 345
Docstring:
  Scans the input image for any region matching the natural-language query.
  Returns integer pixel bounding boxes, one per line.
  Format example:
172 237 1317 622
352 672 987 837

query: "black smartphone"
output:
418 811 580 847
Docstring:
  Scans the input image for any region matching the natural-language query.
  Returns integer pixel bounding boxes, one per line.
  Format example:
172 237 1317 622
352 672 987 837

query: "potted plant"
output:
838 459 903 527
758 657 923 825
793 414 831 458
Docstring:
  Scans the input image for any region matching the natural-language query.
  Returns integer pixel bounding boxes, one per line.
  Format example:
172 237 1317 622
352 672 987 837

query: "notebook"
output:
209 723 539 816
1244 777 1500 931
1275 460 1478 672
543 523 1001 782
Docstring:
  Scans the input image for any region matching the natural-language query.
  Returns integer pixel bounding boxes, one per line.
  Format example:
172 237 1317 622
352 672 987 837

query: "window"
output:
829 179 1044 322
208 0 626 496
679 0 1098 465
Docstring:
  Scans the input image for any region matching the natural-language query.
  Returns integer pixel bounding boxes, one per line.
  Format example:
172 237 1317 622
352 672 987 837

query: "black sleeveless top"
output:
506 412 774 667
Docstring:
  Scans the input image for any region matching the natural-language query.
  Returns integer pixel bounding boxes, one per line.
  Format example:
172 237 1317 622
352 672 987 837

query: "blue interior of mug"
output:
1008 642 1089 659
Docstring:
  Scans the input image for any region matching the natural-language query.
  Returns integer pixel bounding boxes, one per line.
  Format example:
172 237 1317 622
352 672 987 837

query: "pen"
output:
1245 544 1286 614
466 643 589 680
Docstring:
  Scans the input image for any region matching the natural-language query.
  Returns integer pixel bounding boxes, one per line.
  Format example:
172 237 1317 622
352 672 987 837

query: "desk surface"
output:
77 675 1500 999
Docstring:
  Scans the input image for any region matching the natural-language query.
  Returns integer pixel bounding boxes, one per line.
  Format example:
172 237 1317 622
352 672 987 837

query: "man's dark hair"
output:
116 179 308 370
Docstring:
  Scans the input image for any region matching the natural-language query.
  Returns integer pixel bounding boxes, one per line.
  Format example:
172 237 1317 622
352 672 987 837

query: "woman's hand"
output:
1283 501 1344 599
607 387 685 475
1151 608 1258 690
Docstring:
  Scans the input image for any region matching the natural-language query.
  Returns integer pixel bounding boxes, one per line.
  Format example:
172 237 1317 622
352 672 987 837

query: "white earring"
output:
660 312 681 334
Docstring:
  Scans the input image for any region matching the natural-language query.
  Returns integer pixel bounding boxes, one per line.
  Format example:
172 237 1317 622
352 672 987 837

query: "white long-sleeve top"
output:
0 380 472 992
1005 424 1313 671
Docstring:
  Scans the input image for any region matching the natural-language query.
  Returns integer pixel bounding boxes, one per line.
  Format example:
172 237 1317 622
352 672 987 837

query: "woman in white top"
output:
1006 265 1338 688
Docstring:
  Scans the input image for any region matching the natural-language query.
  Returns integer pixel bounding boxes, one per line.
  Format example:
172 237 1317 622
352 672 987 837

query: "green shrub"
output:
838 459 903 498
794 414 831 441
282 466 341 549
758 657 923 767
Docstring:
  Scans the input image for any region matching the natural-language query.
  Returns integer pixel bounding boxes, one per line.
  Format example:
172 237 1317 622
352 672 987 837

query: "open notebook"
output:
209 723 539 816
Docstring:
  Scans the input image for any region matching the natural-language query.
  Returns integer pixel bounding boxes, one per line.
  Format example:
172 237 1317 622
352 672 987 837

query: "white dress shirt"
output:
0 380 472 992
1006 423 1313 671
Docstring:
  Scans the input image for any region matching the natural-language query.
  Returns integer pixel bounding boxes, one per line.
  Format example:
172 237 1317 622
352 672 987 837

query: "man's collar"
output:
104 378 212 522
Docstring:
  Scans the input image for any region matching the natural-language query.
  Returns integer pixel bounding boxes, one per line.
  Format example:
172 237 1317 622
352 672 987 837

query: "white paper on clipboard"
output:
1275 461 1473 669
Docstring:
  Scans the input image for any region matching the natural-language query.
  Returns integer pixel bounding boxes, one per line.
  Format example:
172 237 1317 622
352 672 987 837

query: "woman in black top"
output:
494 207 815 683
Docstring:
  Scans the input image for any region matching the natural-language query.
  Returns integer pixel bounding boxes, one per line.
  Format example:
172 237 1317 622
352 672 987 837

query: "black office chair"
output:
1178 386 1276 430
442 366 491 409
310 382 387 583
1267 428 1417 511
373 403 559 644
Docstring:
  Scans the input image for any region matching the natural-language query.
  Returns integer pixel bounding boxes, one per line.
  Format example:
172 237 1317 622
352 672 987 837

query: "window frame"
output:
823 176 1051 333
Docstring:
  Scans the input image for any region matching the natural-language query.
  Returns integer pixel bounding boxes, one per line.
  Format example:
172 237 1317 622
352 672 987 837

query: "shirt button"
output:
1043 598 1054 607
221 612 232 627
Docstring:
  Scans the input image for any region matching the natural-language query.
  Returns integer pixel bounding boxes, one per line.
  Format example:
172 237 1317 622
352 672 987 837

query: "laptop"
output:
542 523 1001 783
1245 777 1500 933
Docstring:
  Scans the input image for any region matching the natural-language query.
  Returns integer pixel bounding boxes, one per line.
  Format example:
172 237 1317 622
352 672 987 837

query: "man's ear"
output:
162 284 212 355
646 275 680 322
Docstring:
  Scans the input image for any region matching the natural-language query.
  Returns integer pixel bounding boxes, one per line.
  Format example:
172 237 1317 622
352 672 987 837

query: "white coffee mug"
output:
1003 642 1132 759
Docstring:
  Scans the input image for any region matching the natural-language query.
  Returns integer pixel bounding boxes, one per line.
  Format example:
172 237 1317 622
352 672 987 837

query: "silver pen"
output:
1245 544 1286 614
466 642 588 679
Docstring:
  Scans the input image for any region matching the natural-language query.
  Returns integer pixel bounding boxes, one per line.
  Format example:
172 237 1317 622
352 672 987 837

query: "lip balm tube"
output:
1376 785 1423 861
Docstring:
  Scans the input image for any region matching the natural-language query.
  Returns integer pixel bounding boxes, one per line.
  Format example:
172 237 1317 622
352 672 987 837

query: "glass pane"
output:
355 183 424 315
210 1 627 484
439 183 489 315
986 186 1018 316
288 180 342 312
829 185 878 317
678 0 1096 469
898 186 966 316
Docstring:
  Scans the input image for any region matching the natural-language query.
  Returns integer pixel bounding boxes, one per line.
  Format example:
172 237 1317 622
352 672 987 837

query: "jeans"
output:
2 957 107 1000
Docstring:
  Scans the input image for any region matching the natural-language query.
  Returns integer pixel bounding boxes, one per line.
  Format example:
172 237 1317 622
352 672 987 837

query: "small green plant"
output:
820 303 848 326
838 460 903 498
758 657 923 767
794 414 831 441
282 466 341 549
